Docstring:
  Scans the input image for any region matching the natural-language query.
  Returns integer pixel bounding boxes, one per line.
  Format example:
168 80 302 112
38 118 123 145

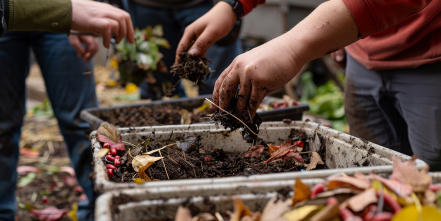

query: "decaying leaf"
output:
283 205 323 221
230 199 253 221
180 109 192 125
370 173 413 197
265 139 295 163
175 206 192 221
282 151 304 164
244 145 264 158
97 122 119 144
391 156 431 192
132 155 163 172
305 152 324 171
327 174 371 190
30 206 68 221
268 144 279 154
138 164 152 181
292 178 311 206
96 148 110 159
260 197 291 221
309 198 339 221
345 189 377 213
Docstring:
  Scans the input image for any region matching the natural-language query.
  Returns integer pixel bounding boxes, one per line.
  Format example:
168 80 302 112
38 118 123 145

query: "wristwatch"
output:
216 0 244 20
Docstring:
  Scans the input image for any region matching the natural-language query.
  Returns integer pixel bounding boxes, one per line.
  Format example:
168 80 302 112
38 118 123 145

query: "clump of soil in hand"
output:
168 52 211 96
208 94 263 143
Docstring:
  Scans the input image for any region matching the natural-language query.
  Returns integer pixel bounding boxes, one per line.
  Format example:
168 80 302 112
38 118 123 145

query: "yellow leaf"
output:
292 178 311 206
284 205 322 221
180 109 192 125
230 199 253 221
131 155 163 172
67 203 78 221
133 178 145 184
268 144 279 154
138 164 152 181
96 148 110 159
196 102 211 111
125 82 138 93
392 205 441 221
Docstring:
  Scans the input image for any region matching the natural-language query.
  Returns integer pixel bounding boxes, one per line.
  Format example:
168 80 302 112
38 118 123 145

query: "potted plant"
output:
115 25 170 86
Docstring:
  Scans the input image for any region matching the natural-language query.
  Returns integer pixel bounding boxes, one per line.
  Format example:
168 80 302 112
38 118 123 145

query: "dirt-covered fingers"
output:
247 85 267 120
211 63 234 111
175 26 198 65
235 78 252 116
218 65 240 111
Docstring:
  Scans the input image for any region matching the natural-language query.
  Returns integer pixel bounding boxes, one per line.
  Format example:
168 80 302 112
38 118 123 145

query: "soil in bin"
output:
106 133 327 183
98 103 209 128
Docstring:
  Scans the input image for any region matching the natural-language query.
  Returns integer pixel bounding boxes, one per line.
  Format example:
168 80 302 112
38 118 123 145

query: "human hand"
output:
211 35 306 119
70 0 135 48
330 49 346 68
175 1 236 62
68 34 98 62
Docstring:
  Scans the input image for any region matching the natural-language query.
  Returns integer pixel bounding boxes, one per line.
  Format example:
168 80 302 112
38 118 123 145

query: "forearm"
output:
282 0 359 66
7 0 72 33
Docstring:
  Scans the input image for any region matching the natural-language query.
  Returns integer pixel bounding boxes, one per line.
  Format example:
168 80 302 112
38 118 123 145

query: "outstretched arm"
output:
211 0 359 118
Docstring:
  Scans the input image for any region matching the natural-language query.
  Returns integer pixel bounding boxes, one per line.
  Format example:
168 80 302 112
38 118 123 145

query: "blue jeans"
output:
345 53 441 171
0 31 98 220
126 0 242 96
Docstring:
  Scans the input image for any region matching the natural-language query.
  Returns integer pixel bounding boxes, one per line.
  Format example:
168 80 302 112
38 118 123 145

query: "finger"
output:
211 63 234 111
95 19 119 48
247 85 267 120
235 78 252 115
176 27 198 64
81 36 98 61
124 13 135 43
219 66 240 111
113 13 128 44
187 28 218 57
69 36 85 58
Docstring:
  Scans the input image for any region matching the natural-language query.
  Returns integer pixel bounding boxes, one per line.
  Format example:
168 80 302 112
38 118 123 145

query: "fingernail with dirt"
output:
189 48 198 56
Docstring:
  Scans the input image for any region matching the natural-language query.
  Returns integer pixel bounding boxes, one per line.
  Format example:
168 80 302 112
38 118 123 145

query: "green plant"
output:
300 72 348 132
115 25 170 71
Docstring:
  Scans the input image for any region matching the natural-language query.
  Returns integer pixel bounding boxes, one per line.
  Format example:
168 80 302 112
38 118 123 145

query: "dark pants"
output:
345 53 441 171
0 31 98 220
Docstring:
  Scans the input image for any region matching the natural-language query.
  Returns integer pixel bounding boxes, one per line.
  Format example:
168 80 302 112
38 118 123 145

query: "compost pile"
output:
95 122 326 183
97 103 209 127
174 156 441 221
168 52 211 96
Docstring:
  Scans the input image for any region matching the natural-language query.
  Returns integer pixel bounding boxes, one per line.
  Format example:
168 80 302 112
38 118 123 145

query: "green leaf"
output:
18 172 36 187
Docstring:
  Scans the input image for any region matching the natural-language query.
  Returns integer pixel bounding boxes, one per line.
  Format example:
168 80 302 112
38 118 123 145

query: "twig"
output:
183 150 197 177
159 150 170 180
144 143 175 155
122 141 138 148
204 98 261 136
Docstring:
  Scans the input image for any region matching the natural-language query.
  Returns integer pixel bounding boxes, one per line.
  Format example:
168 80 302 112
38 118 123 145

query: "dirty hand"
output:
70 0 135 48
175 1 236 62
68 34 98 62
211 34 305 119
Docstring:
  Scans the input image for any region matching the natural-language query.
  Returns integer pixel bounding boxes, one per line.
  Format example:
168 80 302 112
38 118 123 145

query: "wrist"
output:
215 0 243 20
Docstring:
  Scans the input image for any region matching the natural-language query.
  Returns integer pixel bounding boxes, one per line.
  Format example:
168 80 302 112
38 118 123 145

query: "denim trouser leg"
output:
0 32 98 220
31 32 99 205
0 32 32 221
128 0 242 96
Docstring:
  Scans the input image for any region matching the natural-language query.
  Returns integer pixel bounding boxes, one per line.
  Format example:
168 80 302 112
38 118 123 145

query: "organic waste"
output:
174 156 441 221
168 52 212 96
95 122 325 183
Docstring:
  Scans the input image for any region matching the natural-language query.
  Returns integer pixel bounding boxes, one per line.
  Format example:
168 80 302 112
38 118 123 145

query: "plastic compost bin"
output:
80 95 309 129
96 173 441 221
91 121 427 193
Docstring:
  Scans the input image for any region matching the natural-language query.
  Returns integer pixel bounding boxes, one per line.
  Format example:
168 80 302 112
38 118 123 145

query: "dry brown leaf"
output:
309 200 339 221
96 148 110 159
292 178 311 206
370 173 413 197
268 144 280 154
260 197 291 221
244 145 264 158
306 152 324 171
230 199 253 221
391 156 431 192
327 174 371 191
265 139 296 163
132 155 163 172
283 205 322 221
175 206 192 221
138 164 152 181
346 189 377 213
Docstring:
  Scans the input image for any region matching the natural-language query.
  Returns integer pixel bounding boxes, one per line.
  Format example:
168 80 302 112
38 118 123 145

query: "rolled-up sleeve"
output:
239 0 265 16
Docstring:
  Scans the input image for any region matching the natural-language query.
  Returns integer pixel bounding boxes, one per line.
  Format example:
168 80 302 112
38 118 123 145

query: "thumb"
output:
187 29 218 58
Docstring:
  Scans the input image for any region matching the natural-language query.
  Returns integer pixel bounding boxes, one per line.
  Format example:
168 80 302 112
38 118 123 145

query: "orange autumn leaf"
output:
268 144 280 154
265 139 295 163
138 164 152 182
230 199 253 221
292 178 311 206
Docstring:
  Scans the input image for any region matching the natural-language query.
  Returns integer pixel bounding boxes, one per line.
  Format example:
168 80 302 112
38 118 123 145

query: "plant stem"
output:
159 150 170 180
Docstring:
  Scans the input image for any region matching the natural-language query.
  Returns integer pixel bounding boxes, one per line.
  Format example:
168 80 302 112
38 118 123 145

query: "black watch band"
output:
216 0 243 20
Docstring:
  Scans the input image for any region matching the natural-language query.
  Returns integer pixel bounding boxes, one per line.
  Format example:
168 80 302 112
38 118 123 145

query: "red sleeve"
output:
239 0 265 16
342 0 435 38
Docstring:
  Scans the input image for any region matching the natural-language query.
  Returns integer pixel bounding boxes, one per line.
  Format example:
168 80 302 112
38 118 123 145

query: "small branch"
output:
204 98 261 137
144 143 175 155
159 150 170 180
122 141 138 148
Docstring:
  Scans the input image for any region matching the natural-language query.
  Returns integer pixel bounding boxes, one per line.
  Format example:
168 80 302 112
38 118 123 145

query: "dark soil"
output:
98 104 209 127
105 135 325 183
168 52 211 96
